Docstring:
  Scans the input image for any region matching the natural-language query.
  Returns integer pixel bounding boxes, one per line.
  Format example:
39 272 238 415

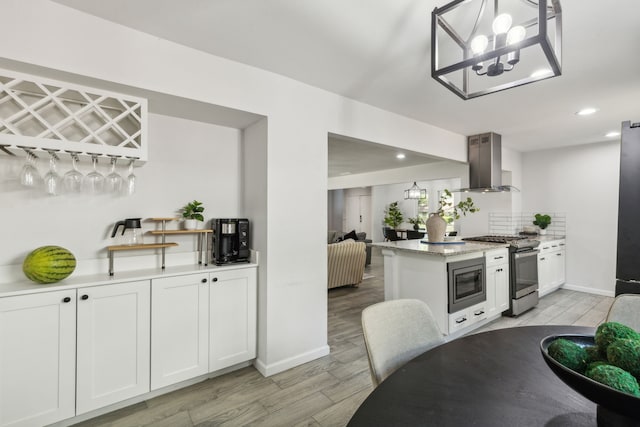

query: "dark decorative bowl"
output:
540 334 640 424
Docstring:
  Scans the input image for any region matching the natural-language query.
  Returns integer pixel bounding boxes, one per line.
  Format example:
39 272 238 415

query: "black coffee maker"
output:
212 218 250 265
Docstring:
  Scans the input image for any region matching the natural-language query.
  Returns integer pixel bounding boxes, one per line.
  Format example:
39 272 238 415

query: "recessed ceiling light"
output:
530 68 552 78
396 153 406 159
576 107 598 116
605 131 621 138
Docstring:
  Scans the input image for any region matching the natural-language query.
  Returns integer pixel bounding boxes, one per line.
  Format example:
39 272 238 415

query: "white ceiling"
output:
54 0 640 173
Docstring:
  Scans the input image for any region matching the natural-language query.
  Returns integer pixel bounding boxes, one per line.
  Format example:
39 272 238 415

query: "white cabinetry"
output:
485 248 510 316
0 265 256 425
150 267 257 388
76 281 150 414
151 273 209 390
0 281 150 425
538 239 566 297
209 268 257 371
0 290 76 427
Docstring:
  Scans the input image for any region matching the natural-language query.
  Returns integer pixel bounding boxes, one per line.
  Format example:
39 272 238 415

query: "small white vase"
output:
426 213 447 242
183 219 198 230
539 228 547 235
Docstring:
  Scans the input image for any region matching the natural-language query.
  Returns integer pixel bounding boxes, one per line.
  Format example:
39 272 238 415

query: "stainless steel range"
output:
463 235 540 316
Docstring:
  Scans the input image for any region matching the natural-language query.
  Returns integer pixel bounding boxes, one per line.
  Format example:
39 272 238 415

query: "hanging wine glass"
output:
105 156 123 194
83 154 104 195
19 150 40 187
63 153 83 194
43 151 61 196
124 158 136 196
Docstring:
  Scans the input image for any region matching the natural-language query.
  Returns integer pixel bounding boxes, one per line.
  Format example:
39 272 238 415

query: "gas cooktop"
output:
462 235 526 243
463 235 540 250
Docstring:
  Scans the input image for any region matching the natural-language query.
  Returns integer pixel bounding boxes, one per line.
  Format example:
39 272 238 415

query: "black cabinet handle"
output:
494 256 504 260
81 294 89 300
201 278 208 283
557 253 562 256
540 257 546 261
212 277 218 282
455 317 467 324
474 310 485 316
62 297 71 303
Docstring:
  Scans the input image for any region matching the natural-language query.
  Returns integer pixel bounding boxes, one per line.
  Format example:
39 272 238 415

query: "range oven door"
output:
448 258 486 313
512 250 539 298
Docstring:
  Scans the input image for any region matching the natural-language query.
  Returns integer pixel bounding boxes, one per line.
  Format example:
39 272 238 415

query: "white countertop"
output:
0 262 258 298
372 239 507 256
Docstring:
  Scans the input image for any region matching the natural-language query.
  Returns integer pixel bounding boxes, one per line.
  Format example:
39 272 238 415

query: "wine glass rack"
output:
0 68 147 164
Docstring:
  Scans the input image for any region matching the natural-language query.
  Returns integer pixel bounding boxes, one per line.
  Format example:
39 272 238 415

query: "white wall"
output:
522 140 620 296
0 113 241 279
0 0 484 376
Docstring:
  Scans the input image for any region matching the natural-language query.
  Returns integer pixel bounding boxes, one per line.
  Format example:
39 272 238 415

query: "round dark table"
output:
348 325 598 427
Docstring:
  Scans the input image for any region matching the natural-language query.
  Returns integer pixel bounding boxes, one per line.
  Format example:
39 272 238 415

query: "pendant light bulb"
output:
492 13 512 34
470 35 489 54
507 25 526 45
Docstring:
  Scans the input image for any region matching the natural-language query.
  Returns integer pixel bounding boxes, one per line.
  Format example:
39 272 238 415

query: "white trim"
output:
561 283 615 298
254 345 330 377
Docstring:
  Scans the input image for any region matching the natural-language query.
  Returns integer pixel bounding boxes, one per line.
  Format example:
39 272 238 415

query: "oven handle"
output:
514 250 539 259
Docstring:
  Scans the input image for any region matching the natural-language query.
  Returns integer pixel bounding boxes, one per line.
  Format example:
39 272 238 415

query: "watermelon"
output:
22 246 76 284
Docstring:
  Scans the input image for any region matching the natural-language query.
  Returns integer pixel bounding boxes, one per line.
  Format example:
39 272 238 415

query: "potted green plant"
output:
533 213 551 235
426 189 479 242
181 200 205 230
384 201 404 230
407 216 424 231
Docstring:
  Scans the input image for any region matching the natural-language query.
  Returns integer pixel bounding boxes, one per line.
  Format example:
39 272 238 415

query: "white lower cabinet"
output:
0 281 150 426
209 268 257 371
76 281 150 415
485 248 509 316
150 267 257 388
538 240 566 296
151 273 210 390
0 290 76 427
0 266 256 425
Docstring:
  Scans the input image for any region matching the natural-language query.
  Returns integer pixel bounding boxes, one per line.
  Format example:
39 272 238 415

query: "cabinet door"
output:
552 250 566 287
537 253 553 294
0 290 76 427
485 267 497 316
495 265 510 312
209 268 257 372
151 274 209 390
76 281 150 414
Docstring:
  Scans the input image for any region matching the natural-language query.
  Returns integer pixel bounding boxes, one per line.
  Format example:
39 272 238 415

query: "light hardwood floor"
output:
76 247 613 427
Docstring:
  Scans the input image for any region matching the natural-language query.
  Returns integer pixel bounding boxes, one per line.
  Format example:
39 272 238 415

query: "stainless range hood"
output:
452 132 519 193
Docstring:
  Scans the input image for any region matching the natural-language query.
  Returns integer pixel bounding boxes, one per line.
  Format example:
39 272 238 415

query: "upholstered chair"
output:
606 294 640 331
361 299 444 386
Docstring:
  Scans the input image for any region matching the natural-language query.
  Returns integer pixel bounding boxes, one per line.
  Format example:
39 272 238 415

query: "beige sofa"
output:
328 239 367 289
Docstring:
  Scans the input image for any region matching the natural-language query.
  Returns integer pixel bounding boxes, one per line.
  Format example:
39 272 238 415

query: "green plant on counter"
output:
181 200 205 221
533 213 551 230
436 189 479 224
407 216 424 230
384 201 404 229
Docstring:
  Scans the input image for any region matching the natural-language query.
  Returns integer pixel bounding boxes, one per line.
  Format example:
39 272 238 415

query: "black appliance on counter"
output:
616 121 640 296
463 235 540 316
211 218 250 265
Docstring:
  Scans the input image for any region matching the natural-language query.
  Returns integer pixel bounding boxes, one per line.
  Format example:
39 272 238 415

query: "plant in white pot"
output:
181 200 205 230
533 213 551 235
426 189 479 242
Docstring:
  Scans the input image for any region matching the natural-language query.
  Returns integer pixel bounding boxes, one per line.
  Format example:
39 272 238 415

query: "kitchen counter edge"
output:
0 262 258 298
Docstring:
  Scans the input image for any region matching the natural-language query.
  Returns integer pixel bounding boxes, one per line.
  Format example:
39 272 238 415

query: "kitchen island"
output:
372 239 509 338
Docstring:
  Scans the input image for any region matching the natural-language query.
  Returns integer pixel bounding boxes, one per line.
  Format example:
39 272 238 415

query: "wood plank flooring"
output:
76 247 613 427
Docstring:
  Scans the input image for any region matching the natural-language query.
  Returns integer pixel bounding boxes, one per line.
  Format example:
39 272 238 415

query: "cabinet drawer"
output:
448 302 487 333
485 248 509 267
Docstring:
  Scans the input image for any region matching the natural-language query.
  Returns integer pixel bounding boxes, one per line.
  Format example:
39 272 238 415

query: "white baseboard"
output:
254 345 330 377
562 283 615 298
